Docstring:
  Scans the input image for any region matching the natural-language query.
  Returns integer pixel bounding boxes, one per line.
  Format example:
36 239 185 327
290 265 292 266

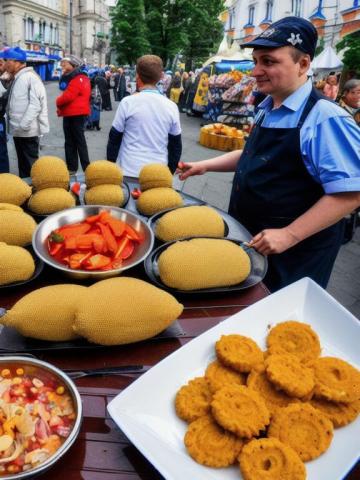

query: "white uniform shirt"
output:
112 89 181 177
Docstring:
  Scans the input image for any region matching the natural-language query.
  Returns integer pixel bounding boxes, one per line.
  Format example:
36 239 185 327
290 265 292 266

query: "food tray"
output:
108 278 360 480
144 237 267 294
0 320 185 353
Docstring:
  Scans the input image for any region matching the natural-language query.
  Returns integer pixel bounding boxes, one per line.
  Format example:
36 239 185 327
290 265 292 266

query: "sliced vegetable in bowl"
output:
0 357 81 478
46 210 143 271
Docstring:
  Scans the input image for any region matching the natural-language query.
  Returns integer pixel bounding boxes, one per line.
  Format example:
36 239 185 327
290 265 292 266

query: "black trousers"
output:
0 118 9 173
63 115 90 172
13 136 39 178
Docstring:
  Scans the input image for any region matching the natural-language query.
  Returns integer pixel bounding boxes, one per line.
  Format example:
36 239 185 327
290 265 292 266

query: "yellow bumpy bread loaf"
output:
137 187 183 216
84 184 124 206
28 188 76 214
1 284 87 341
155 205 225 242
30 156 70 190
0 203 23 212
85 160 123 188
73 277 183 345
0 211 36 246
139 163 173 191
0 243 35 285
158 238 251 290
0 173 32 206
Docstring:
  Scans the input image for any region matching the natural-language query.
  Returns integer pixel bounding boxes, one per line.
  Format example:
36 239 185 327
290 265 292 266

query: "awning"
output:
26 51 49 63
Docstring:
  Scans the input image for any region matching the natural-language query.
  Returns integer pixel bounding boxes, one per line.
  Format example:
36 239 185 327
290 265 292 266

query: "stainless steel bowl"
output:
32 205 154 280
0 356 82 479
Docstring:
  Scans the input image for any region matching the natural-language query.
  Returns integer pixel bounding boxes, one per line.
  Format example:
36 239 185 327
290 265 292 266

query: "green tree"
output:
110 0 150 65
336 31 360 76
183 0 224 70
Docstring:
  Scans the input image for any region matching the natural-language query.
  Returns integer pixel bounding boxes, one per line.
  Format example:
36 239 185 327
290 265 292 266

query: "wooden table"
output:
1 269 359 480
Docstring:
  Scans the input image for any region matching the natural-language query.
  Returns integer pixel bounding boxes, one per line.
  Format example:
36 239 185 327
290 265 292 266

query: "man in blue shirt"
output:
178 17 360 292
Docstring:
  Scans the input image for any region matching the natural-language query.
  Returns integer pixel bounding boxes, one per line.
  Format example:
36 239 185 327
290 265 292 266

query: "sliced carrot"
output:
97 223 118 254
84 254 112 270
124 224 142 243
85 214 101 224
75 234 103 250
105 217 126 237
64 236 77 250
58 223 91 238
99 210 112 224
68 252 92 270
114 236 129 259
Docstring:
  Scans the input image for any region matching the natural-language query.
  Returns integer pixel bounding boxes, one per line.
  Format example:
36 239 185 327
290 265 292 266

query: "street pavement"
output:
8 81 360 318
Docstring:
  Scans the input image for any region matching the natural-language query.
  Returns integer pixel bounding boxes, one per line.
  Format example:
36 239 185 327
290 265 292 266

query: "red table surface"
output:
0 272 359 479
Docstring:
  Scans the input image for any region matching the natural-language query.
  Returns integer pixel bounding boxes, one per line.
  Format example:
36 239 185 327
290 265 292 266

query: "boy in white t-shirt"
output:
106 55 182 178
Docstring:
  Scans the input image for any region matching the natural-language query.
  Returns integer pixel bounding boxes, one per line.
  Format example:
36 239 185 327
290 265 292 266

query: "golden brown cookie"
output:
215 335 264 373
184 414 244 467
310 397 360 428
313 357 360 403
211 385 270 438
205 360 246 393
175 377 212 423
239 438 306 480
267 320 321 364
265 354 315 398
247 370 296 416
268 403 333 461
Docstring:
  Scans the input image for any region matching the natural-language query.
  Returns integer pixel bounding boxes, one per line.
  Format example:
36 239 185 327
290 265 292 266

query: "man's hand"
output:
248 227 301 255
176 161 207 180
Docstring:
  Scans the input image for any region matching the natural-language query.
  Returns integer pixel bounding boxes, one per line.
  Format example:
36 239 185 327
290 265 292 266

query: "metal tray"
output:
144 237 268 294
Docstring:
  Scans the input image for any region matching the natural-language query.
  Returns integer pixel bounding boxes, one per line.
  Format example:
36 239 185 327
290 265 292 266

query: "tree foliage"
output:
110 0 150 65
111 0 225 67
336 31 360 76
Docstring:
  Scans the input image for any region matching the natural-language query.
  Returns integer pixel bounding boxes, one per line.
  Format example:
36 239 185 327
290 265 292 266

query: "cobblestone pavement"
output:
8 82 360 318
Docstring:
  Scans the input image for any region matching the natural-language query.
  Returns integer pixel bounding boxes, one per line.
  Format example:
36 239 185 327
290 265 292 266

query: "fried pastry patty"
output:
268 403 333 461
216 334 264 373
184 414 244 467
239 438 306 480
265 354 315 398
175 377 212 423
211 385 270 438
267 320 321 364
313 357 360 403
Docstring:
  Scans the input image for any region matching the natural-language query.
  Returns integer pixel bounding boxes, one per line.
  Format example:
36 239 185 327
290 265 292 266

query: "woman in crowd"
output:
338 79 360 126
323 74 339 101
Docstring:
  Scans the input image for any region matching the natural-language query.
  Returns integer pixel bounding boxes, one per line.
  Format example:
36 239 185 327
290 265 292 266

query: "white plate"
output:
107 278 360 480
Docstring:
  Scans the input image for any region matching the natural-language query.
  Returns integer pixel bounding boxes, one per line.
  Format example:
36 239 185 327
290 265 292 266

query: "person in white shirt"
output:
106 55 182 177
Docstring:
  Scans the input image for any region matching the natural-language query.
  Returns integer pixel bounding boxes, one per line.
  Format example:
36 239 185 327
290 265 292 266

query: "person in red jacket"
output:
56 55 91 173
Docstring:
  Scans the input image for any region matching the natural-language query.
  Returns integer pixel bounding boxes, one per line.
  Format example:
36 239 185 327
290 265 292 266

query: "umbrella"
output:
311 46 343 72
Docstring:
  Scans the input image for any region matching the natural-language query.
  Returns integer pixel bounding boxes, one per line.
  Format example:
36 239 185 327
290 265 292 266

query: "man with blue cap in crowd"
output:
3 46 49 177
178 16 360 292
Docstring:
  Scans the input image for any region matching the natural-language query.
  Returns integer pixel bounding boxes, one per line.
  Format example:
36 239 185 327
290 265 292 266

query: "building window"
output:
248 5 255 25
26 18 34 41
265 1 273 20
50 23 53 44
229 8 235 29
292 0 302 17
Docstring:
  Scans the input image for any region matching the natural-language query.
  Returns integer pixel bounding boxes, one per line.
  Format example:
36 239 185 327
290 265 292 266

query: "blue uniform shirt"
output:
256 79 360 194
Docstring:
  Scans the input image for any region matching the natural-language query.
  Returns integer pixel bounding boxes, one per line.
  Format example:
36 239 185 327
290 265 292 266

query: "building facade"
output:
0 0 68 56
0 0 112 65
71 0 111 65
222 0 360 46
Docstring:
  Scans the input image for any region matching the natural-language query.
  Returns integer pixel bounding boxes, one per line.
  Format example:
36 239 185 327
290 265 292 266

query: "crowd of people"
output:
0 17 359 294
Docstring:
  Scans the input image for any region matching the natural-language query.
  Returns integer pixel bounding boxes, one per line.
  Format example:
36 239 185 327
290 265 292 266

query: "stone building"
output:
0 0 112 65
0 0 68 56
222 0 360 46
71 0 111 65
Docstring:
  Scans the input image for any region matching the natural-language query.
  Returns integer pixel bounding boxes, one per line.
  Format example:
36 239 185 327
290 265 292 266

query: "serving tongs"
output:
63 365 152 379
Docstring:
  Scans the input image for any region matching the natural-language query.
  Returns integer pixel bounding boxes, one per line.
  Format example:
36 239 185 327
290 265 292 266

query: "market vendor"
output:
178 16 360 292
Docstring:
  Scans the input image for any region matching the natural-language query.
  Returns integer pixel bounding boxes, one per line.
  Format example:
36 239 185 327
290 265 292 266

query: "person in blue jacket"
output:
178 17 360 292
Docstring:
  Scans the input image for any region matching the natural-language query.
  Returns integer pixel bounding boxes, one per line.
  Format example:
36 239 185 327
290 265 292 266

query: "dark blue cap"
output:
0 46 27 62
241 16 318 60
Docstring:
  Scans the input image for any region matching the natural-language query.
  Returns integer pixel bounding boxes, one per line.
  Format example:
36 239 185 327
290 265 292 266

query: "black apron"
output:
229 87 345 292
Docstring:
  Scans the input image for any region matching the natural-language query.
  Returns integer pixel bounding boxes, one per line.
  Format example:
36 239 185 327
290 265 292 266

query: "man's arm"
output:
177 149 242 179
106 127 123 162
250 192 360 255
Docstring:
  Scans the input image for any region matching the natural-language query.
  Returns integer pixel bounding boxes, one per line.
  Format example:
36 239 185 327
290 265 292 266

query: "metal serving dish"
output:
0 356 82 479
32 205 154 280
